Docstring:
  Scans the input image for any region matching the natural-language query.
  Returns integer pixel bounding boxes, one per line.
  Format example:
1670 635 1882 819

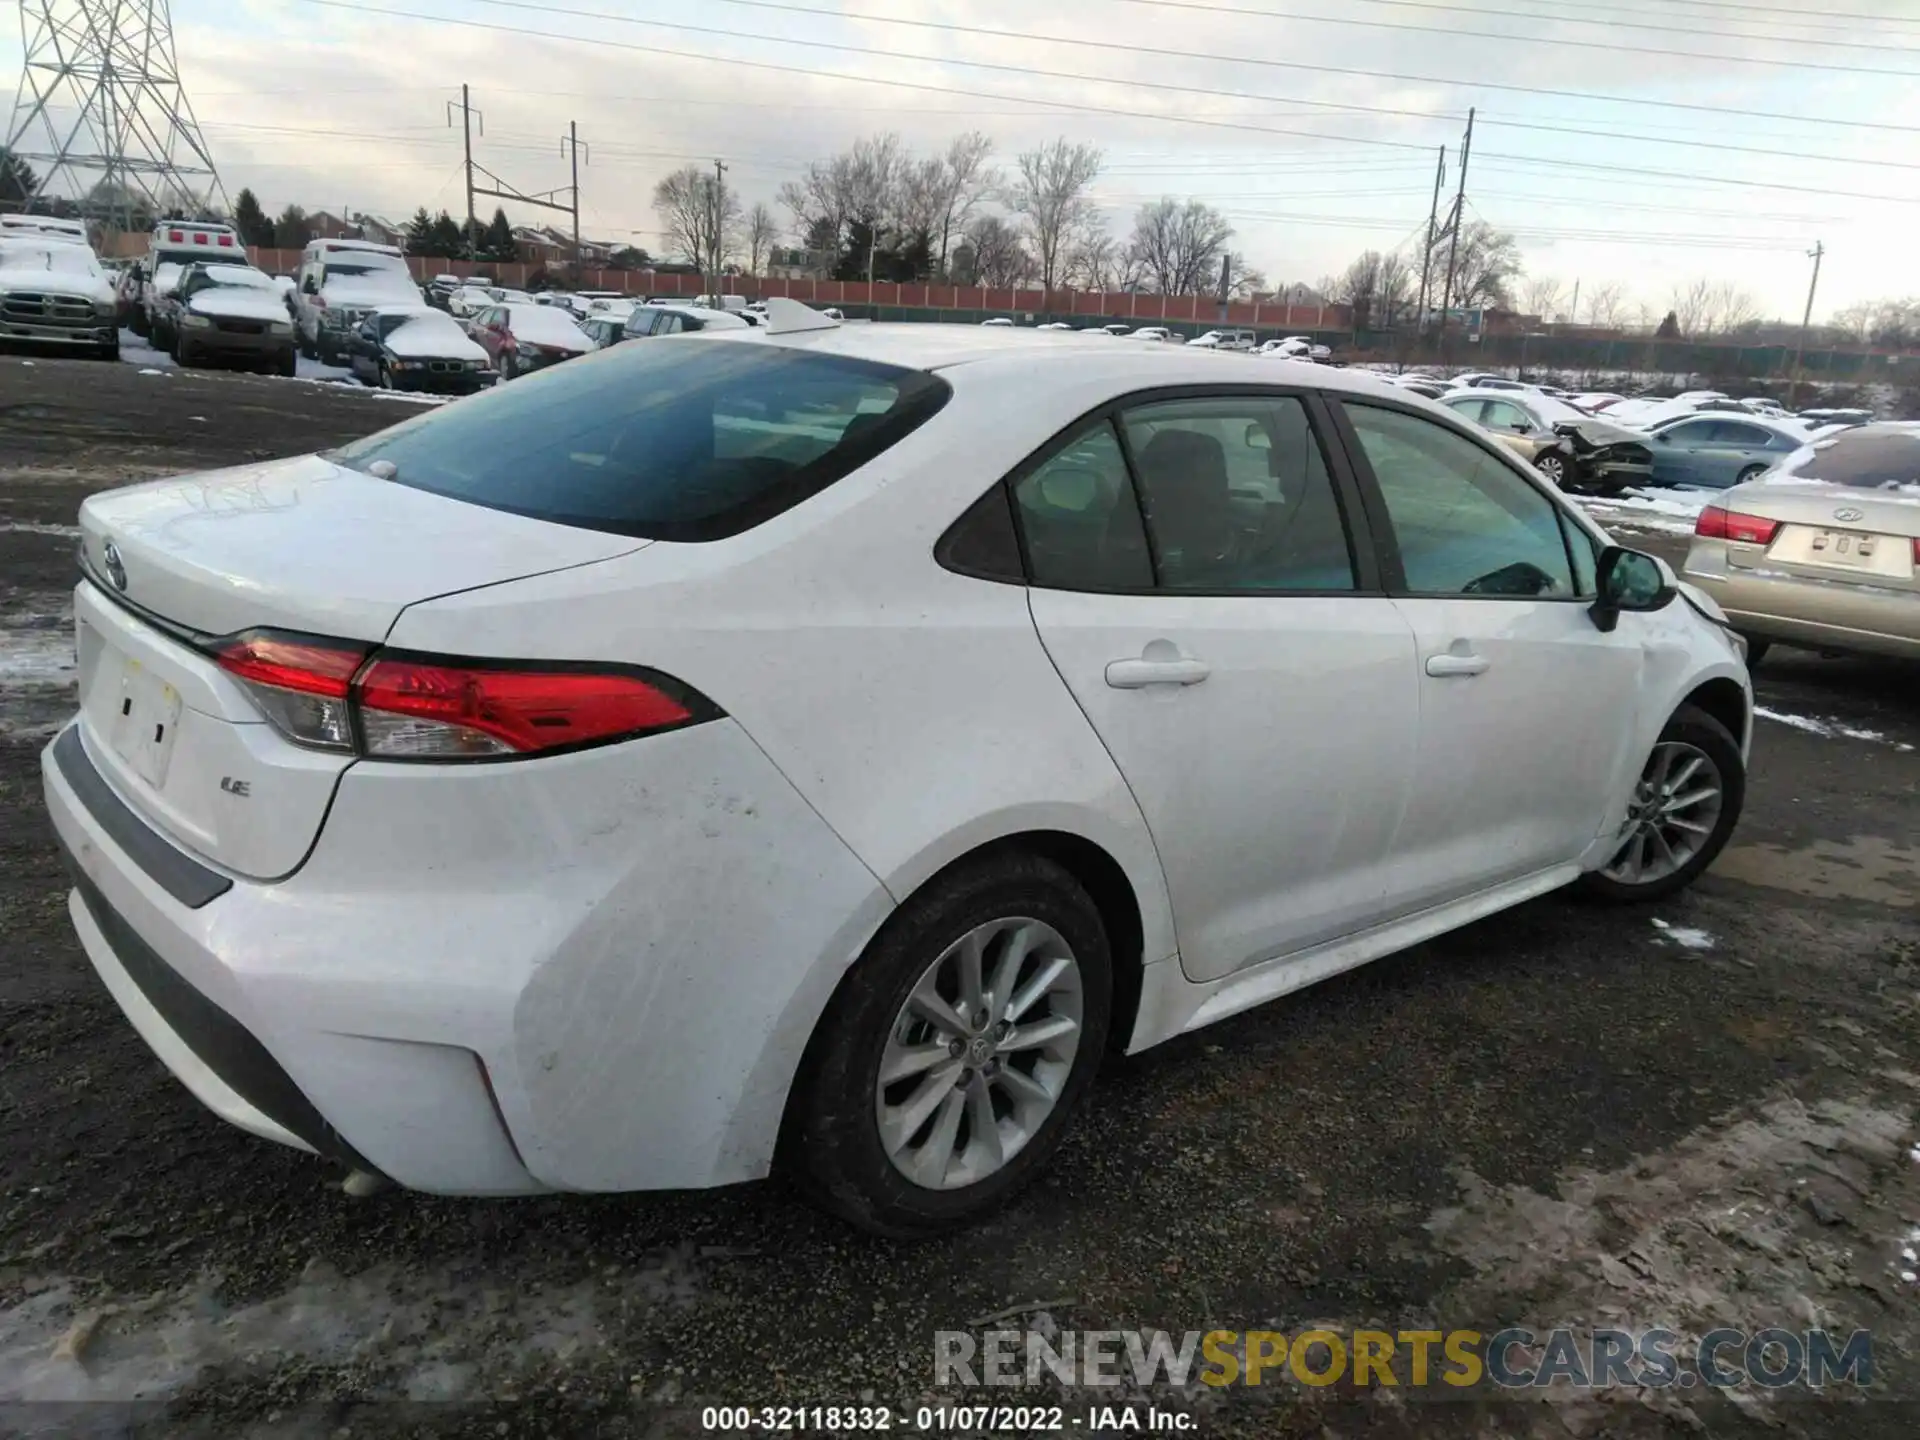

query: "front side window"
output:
1011 421 1152 590
1343 403 1574 598
332 343 951 541
1479 400 1533 434
1118 396 1356 591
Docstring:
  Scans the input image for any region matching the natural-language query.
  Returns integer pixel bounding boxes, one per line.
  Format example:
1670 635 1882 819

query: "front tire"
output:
783 852 1112 1237
1535 451 1568 486
1578 705 1745 904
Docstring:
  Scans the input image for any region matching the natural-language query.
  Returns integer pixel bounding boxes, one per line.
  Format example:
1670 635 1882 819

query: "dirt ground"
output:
1 357 1917 1439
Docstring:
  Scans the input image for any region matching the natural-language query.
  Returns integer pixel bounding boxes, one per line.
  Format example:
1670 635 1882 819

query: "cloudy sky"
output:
7 0 1919 319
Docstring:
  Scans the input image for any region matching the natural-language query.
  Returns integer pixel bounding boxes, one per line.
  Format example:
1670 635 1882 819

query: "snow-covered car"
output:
578 316 627 350
0 214 90 246
1735 397 1787 417
0 237 118 359
142 262 189 349
980 317 1015 327
1036 322 1075 331
1124 327 1175 343
1188 329 1255 352
621 304 751 340
168 264 297 374
344 305 495 394
468 301 594 378
1259 337 1310 357
448 285 500 319
1569 392 1626 413
43 301 1751 1235
293 245 422 364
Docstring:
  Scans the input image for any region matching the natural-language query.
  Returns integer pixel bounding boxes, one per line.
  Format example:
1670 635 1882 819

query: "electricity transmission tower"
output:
4 0 227 229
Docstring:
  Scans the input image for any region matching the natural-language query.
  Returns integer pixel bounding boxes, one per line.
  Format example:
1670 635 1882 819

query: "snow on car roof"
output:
503 304 590 343
197 264 276 288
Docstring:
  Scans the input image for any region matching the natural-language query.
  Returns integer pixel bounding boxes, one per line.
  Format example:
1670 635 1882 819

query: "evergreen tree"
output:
231 188 274 247
0 149 38 207
1655 310 1681 341
403 207 436 256
429 211 465 258
484 208 514 262
272 204 313 250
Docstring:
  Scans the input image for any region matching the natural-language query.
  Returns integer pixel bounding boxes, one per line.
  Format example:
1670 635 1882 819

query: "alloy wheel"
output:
874 917 1084 1192
1601 741 1725 886
1536 454 1567 484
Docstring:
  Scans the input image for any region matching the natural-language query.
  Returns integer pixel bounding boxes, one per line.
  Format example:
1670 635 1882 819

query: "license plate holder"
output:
108 656 183 788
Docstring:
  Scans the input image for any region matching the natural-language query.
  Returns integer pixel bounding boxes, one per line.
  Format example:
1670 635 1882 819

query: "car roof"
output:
712 321 1417 403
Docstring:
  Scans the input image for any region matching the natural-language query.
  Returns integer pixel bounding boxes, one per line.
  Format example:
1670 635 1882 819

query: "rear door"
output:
1332 400 1644 909
1022 389 1420 982
1651 418 1735 488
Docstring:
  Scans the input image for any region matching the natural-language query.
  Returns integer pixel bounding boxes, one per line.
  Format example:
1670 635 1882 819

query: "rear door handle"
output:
1106 657 1211 688
1425 653 1490 678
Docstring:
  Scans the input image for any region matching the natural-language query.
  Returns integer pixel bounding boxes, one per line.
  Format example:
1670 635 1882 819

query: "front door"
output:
1020 392 1421 983
1336 401 1646 909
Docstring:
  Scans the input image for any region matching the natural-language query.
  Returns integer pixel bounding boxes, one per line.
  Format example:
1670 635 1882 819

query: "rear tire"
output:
1577 705 1745 905
783 852 1112 1238
1734 464 1767 485
276 349 298 378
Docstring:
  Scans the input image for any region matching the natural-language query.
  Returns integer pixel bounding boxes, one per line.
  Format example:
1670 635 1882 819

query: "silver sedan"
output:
1682 424 1920 664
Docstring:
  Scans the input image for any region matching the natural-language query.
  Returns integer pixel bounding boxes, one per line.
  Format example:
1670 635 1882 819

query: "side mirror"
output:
1655 432 1673 444
1590 546 1676 632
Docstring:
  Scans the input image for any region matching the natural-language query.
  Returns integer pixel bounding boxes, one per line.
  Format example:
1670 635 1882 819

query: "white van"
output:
293 239 419 362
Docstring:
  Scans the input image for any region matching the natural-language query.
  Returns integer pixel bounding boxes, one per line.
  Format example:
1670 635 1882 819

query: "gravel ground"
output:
1 357 1918 1439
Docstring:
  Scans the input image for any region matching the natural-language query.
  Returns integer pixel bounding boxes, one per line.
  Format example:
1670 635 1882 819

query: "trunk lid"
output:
77 453 643 641
1727 482 1919 592
72 455 644 880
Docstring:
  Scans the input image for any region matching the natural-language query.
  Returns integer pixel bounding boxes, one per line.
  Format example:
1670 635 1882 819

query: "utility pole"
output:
1789 240 1824 405
1438 108 1475 352
1217 250 1232 322
447 86 483 257
712 158 729 299
1416 144 1445 339
561 121 588 261
1569 278 1580 326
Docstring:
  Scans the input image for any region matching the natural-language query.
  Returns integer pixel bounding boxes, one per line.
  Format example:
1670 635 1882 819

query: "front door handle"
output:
1106 656 1211 689
1425 652 1490 678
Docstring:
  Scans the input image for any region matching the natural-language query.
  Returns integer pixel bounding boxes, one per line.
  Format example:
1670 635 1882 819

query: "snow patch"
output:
1651 918 1714 951
0 521 79 538
135 367 168 377
1755 707 1832 736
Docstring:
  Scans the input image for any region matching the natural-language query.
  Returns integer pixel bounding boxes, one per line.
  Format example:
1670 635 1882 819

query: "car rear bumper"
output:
1683 547 1920 658
40 712 891 1196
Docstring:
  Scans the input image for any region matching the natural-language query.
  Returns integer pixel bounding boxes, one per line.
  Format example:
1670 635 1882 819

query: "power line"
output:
1515 0 1920 27
1095 0 1920 73
1105 0 1920 55
277 0 1920 136
280 0 1920 207
334 0 1920 172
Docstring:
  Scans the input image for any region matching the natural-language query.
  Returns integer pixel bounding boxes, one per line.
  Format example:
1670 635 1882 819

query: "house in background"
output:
351 213 404 248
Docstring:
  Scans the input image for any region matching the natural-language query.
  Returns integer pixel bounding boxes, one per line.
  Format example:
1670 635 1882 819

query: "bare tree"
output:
1702 281 1760 336
1128 197 1234 296
1226 254 1266 302
1009 139 1103 290
744 202 780 276
653 164 740 273
1374 250 1414 328
1585 281 1628 329
1521 275 1564 320
958 213 1033 288
1447 221 1522 311
932 132 996 277
1669 278 1713 338
1066 224 1121 291
1830 300 1874 344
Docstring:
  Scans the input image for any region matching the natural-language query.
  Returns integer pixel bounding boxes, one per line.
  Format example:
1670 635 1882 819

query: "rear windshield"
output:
331 341 953 541
1769 425 1920 491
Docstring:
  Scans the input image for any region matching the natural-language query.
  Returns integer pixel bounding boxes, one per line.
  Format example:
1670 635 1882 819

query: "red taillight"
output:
167 229 183 242
218 234 233 246
209 630 708 760
1695 507 1780 546
213 631 368 752
356 657 695 758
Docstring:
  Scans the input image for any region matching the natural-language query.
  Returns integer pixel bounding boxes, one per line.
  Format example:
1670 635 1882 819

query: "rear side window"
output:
332 343 952 541
1012 421 1153 590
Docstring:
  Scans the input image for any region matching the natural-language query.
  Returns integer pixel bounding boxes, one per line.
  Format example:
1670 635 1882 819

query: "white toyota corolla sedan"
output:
42 300 1752 1235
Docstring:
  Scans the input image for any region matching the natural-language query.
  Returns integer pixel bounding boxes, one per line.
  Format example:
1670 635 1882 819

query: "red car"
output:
467 302 593 379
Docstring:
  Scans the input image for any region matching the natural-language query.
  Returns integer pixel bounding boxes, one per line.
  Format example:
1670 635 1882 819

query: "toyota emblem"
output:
102 540 127 591
1832 506 1864 523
